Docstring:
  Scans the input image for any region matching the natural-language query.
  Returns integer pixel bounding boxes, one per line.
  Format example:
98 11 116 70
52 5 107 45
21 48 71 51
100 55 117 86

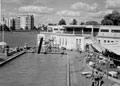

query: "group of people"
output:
84 44 104 86
90 70 104 86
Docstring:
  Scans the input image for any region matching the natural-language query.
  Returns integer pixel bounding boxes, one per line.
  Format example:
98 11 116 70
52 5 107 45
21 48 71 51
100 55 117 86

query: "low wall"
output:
0 51 26 66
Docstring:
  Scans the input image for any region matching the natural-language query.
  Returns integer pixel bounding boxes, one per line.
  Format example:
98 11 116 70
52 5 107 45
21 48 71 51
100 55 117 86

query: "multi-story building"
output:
4 18 9 26
26 15 34 30
15 17 20 30
9 18 15 30
1 17 15 29
14 14 34 30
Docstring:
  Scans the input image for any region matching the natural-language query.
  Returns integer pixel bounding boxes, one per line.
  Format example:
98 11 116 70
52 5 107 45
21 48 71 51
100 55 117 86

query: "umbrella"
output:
0 41 7 46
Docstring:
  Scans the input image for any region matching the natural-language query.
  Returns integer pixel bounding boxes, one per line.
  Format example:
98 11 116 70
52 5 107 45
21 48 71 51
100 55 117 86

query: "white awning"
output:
0 41 7 46
102 44 120 55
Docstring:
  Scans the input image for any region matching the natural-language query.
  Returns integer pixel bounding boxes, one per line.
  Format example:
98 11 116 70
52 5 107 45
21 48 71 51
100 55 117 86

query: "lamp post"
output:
106 55 110 86
0 0 7 54
0 0 4 46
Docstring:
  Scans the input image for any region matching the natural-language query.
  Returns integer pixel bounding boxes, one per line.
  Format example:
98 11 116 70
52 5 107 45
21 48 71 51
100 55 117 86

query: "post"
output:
5 45 9 56
69 55 71 86
66 54 69 86
91 26 93 36
66 54 71 86
37 37 43 54
106 55 110 86
82 28 83 35
2 17 4 42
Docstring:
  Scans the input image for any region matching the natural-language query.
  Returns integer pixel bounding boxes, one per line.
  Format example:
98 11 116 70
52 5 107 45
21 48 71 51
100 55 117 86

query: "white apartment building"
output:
15 14 34 30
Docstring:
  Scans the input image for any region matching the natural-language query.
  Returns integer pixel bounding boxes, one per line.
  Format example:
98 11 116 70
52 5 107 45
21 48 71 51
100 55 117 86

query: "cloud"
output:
8 12 17 16
3 0 23 4
18 5 54 14
105 0 120 9
71 2 98 12
57 10 80 17
87 10 113 18
33 0 42 4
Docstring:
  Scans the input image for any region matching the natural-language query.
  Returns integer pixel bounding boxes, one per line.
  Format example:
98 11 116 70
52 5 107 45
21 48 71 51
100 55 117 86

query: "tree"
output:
33 26 37 30
20 28 23 30
0 24 10 31
10 26 15 31
4 24 10 31
71 19 77 25
101 19 114 25
48 23 57 26
58 19 66 25
10 19 15 31
101 10 120 25
25 26 29 30
42 24 47 31
85 21 99 25
80 22 85 25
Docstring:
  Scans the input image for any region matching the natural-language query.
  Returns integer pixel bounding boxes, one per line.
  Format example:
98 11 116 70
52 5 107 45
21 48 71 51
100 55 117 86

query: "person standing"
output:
90 71 103 86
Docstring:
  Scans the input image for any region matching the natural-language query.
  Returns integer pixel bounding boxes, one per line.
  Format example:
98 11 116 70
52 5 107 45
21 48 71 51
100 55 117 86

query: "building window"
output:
54 28 58 31
59 38 61 45
79 39 81 44
108 40 110 43
62 38 64 45
76 39 78 44
111 30 120 33
60 29 65 31
104 40 106 43
65 38 67 46
98 40 100 44
100 29 109 32
111 41 113 43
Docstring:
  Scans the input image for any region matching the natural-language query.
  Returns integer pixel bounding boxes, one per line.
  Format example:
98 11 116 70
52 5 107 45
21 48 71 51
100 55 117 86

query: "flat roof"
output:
47 25 98 28
100 25 120 30
47 25 120 30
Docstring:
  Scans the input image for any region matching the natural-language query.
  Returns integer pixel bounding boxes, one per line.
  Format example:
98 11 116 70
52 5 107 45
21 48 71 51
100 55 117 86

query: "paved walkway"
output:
67 51 116 86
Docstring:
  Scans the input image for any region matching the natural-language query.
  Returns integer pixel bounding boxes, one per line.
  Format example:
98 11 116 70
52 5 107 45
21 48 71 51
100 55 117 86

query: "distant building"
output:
26 15 34 30
15 17 20 30
4 18 9 26
2 17 15 30
14 14 34 30
10 18 15 30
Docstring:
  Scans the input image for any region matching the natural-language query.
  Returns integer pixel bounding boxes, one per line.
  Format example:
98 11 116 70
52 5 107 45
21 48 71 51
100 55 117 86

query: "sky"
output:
1 0 120 25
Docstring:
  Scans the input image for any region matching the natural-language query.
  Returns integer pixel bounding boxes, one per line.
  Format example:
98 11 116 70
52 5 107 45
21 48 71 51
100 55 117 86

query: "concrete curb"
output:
0 51 26 66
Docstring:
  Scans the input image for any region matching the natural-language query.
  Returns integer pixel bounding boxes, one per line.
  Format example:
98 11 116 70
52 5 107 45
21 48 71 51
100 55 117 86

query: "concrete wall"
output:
98 26 120 38
54 35 85 51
